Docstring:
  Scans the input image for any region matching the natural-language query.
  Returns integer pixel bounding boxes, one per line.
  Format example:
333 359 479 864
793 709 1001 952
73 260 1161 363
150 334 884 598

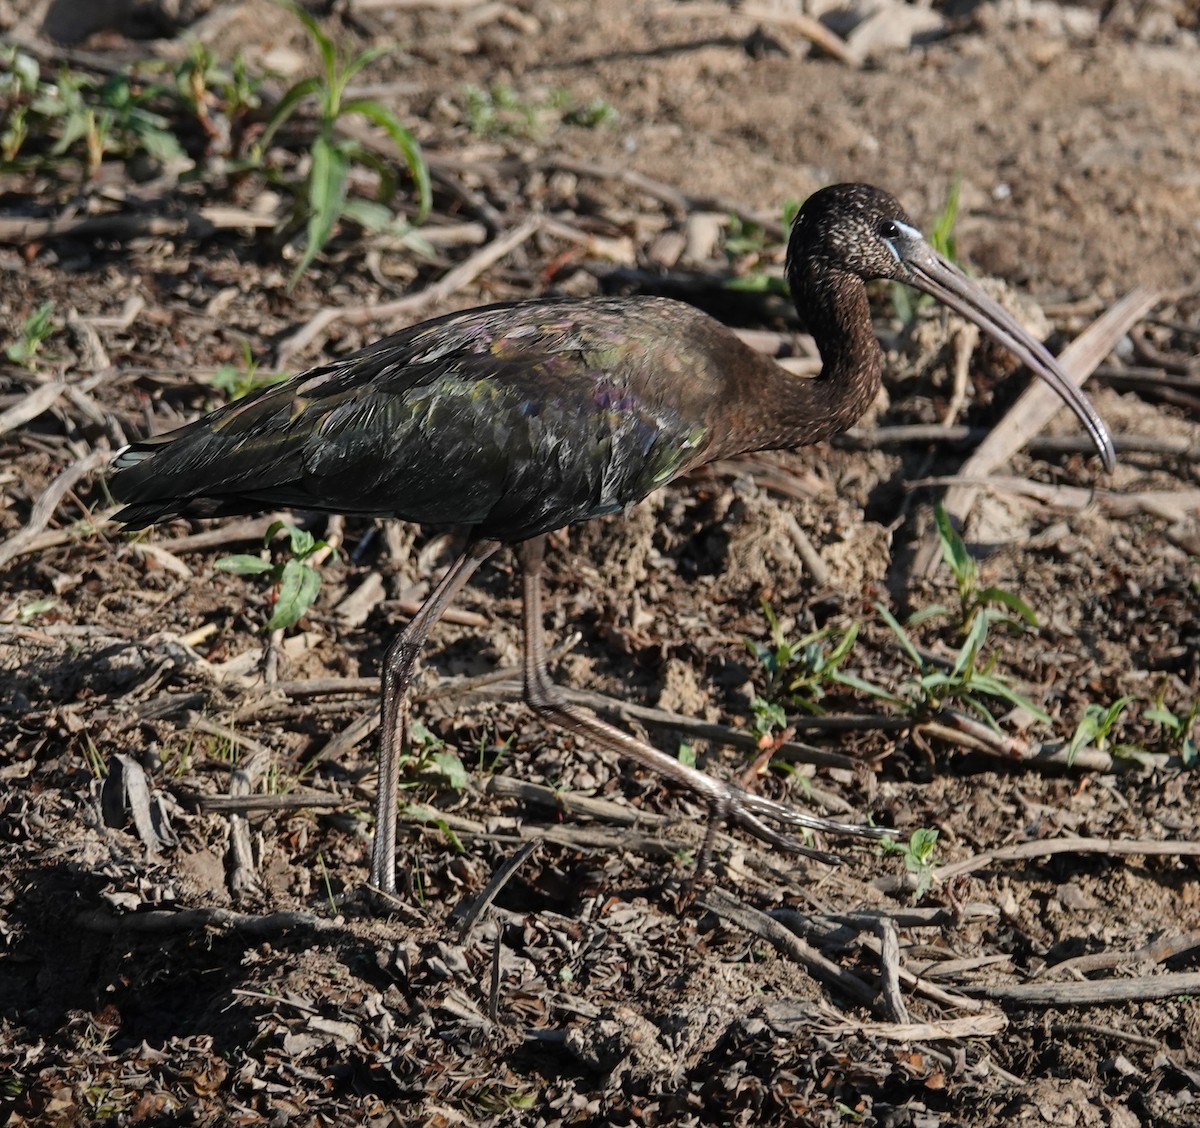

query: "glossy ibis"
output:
111 184 1116 894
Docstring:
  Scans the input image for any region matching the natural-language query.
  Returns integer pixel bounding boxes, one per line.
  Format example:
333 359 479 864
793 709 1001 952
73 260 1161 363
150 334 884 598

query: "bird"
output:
110 183 1116 895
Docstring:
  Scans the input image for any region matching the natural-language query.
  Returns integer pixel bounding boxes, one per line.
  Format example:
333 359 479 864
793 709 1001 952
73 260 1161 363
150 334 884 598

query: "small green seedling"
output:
552 87 618 129
878 601 1048 731
7 597 58 624
0 48 185 176
259 1 431 285
462 82 539 139
1145 688 1199 766
750 695 788 741
723 197 803 297
880 827 939 901
94 71 185 165
5 301 58 368
316 851 338 915
392 720 469 792
1068 695 1138 764
463 83 617 140
747 603 891 717
560 95 618 129
910 503 1038 636
206 339 285 401
172 39 264 157
724 213 772 258
215 520 330 632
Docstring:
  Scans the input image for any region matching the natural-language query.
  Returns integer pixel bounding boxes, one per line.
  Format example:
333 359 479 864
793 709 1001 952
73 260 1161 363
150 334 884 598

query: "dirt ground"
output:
2 0 1199 1124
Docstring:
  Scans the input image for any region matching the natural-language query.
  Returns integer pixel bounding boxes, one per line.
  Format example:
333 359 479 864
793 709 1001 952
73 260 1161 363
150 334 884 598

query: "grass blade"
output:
343 97 431 219
290 133 348 286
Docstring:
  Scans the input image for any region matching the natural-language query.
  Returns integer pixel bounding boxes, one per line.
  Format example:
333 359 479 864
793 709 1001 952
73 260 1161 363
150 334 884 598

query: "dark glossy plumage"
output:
110 184 1116 895
114 298 742 540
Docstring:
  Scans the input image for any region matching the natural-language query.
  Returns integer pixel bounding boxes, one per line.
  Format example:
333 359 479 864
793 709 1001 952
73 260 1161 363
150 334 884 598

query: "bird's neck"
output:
719 273 883 457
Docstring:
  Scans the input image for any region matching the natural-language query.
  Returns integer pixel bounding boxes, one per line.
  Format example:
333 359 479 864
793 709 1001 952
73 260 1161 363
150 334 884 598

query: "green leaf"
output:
827 622 859 664
832 671 903 704
287 2 337 89
929 176 961 261
339 196 397 232
876 602 923 669
953 613 989 677
289 133 349 286
906 603 950 627
214 553 274 574
968 675 1050 723
908 826 939 861
430 750 468 790
257 74 322 153
350 146 399 204
278 523 316 558
139 124 185 162
977 586 1038 626
342 97 431 220
934 502 973 585
1143 706 1179 730
16 597 57 623
341 44 397 86
724 273 790 296
266 559 321 631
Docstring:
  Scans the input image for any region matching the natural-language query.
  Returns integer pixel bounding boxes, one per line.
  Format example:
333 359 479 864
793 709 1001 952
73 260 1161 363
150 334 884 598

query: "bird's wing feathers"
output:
110 298 715 539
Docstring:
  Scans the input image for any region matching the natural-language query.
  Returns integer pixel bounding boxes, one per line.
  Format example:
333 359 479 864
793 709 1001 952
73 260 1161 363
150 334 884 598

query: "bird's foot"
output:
697 782 894 874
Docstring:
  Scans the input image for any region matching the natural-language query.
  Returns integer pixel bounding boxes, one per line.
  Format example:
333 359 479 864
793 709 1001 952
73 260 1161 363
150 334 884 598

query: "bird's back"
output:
111 296 758 542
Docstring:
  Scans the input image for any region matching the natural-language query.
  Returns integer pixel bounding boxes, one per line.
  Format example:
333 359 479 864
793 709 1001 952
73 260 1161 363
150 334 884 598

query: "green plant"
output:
385 720 469 802
1068 695 1138 764
0 47 40 162
1 596 57 624
780 195 802 230
911 503 1038 635
258 1 431 284
0 48 184 175
5 301 58 368
880 827 939 900
723 197 805 297
461 82 543 139
96 71 185 163
1145 688 1199 765
724 213 772 258
878 601 1048 731
870 502 1048 729
215 520 331 631
473 730 514 774
206 339 286 400
172 39 264 156
316 851 338 914
750 695 788 741
747 603 889 717
462 83 616 140
80 735 107 779
558 93 618 129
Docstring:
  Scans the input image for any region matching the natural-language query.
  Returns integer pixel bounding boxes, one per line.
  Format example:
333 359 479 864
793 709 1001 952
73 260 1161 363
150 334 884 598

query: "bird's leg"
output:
516 538 885 874
371 537 501 893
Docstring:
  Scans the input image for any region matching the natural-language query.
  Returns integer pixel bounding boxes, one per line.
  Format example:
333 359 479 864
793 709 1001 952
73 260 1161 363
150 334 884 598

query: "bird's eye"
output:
878 220 901 240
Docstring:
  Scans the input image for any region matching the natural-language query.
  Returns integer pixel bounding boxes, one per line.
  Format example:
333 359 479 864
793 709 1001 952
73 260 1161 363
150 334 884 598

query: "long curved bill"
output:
904 247 1117 473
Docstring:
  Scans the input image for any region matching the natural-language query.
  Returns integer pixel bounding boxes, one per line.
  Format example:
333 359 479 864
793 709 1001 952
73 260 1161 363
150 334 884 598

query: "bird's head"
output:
785 182 1116 473
787 183 927 286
